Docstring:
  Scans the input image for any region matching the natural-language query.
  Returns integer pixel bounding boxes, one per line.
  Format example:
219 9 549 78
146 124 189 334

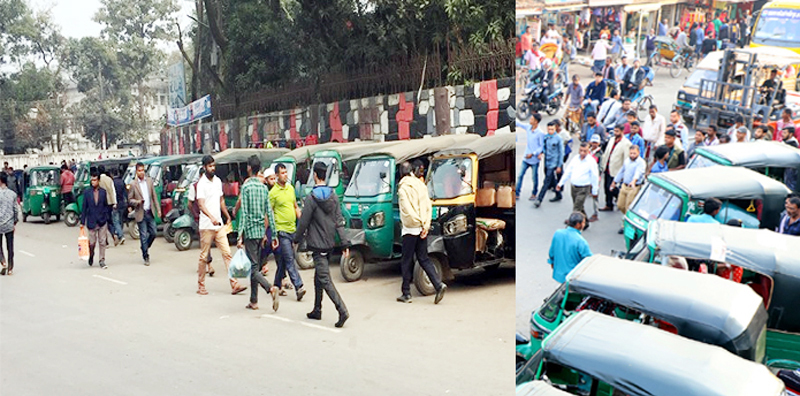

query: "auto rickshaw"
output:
516 311 786 395
272 142 346 201
623 166 790 248
624 219 800 367
420 133 516 295
687 141 800 192
163 161 203 242
339 134 480 284
64 158 133 227
22 166 63 224
170 148 288 251
516 254 768 370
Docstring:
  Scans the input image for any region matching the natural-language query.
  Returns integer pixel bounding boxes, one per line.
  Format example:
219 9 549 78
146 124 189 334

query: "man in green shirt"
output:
269 163 306 301
237 155 280 312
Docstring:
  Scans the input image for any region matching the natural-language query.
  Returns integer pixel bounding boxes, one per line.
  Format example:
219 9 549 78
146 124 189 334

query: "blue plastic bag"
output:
229 249 251 279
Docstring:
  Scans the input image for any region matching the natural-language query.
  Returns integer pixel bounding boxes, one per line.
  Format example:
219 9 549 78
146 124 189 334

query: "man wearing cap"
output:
734 126 750 143
556 143 599 229
664 129 686 170
727 115 750 142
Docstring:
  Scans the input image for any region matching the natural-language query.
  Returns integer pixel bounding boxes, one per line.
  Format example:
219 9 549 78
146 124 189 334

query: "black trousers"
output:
244 239 273 304
401 234 442 296
311 250 347 315
0 231 13 271
604 171 618 208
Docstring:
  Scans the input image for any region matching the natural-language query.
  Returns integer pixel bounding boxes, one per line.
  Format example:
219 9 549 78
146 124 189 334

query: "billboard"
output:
168 61 187 109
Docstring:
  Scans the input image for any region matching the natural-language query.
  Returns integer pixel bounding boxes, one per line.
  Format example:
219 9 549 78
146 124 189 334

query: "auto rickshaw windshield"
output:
630 183 682 221
345 158 391 197
306 157 338 187
147 164 161 181
178 164 200 189
687 154 719 169
427 156 473 199
30 170 59 187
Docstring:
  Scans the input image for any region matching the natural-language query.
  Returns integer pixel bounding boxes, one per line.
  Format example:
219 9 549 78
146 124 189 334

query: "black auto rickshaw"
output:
22 165 63 224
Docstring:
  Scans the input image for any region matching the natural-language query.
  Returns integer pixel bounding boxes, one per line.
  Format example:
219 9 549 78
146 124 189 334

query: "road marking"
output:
19 250 34 257
260 314 342 333
92 274 127 285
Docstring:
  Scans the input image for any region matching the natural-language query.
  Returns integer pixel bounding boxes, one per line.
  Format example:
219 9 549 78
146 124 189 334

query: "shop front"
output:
542 0 588 43
623 2 662 58
585 0 631 51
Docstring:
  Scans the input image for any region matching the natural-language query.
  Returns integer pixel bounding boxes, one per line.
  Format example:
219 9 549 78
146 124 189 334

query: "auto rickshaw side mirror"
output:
379 172 387 179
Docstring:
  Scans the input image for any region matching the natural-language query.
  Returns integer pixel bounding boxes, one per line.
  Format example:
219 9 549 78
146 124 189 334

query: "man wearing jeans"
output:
556 143 599 230
397 160 446 304
128 162 160 266
533 121 564 208
516 113 545 200
237 155 279 311
0 172 18 276
196 155 246 296
269 163 306 301
611 145 646 234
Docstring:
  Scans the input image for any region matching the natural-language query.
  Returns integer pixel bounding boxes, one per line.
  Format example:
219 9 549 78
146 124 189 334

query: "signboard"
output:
168 61 187 109
166 95 211 127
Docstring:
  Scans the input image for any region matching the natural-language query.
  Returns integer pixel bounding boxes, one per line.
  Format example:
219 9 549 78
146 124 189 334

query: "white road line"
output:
260 314 342 333
92 274 128 285
19 250 34 257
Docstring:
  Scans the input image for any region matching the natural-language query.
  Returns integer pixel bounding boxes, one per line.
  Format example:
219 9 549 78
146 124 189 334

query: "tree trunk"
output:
203 0 228 51
433 87 450 136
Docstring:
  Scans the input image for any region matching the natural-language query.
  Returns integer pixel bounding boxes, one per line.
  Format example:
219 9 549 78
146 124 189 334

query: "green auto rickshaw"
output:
272 142 346 201
339 134 479 284
688 141 800 192
623 166 790 249
516 254 768 371
625 219 800 368
170 148 288 251
22 166 63 224
516 310 786 395
64 158 133 227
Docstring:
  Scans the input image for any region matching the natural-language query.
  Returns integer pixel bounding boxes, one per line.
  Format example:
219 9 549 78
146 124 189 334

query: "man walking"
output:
80 172 110 269
111 169 126 245
516 113 544 200
611 145 646 233
237 155 279 311
0 172 18 276
642 105 666 160
599 125 633 211
548 212 592 283
556 143 599 229
397 160 446 304
60 164 75 205
534 121 564 208
269 163 306 301
128 162 160 266
295 162 351 327
196 155 246 295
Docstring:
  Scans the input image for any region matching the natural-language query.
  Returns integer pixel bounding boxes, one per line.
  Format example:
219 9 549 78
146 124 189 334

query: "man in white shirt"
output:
196 155 247 296
592 35 612 73
525 43 545 71
556 142 599 229
667 110 690 149
642 105 667 160
598 89 622 129
727 115 751 142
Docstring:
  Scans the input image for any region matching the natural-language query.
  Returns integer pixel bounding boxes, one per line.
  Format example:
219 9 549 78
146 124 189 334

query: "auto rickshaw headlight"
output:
444 214 467 236
367 212 385 229
678 92 686 100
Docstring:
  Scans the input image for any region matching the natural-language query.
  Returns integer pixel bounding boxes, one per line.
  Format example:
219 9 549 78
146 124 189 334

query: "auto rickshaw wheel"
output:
295 245 315 270
164 222 175 243
129 222 140 240
174 229 192 251
414 255 444 296
339 248 364 282
64 211 78 227
43 212 50 225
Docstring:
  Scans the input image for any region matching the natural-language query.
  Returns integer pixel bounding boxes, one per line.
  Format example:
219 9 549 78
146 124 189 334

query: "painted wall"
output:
161 77 516 154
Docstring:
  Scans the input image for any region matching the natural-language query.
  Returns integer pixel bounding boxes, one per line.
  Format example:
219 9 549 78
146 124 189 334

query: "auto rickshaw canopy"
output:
650 165 790 200
568 255 767 359
278 142 346 163
26 166 61 186
515 381 572 396
437 133 516 160
147 154 205 167
363 134 480 163
646 219 800 332
212 148 289 165
695 141 800 168
542 311 785 396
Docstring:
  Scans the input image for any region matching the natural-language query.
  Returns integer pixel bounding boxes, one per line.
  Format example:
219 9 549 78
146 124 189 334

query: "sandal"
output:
231 284 248 295
270 287 280 312
245 302 258 310
207 266 215 277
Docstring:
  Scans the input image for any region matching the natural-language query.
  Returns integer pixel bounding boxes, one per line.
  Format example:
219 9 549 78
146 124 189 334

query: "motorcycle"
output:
517 78 564 120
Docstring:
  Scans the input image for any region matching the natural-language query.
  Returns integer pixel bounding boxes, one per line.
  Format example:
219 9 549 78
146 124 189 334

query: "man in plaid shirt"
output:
237 155 280 311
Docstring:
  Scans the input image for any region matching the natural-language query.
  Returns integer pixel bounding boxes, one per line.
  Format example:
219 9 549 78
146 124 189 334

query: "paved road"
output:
1 218 514 395
515 62 685 335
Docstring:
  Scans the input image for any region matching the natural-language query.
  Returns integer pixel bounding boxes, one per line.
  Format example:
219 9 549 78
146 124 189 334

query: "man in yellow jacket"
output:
397 160 446 304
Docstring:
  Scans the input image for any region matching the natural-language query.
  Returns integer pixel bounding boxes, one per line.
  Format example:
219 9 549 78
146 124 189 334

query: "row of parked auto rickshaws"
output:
515 140 800 395
44 133 515 295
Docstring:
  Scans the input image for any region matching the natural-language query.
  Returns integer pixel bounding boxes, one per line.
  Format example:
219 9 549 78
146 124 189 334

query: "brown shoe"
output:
231 284 248 295
588 214 599 222
598 206 614 212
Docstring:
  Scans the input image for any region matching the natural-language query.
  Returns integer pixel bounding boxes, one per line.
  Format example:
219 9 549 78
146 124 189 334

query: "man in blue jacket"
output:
583 73 607 116
534 121 564 208
80 172 110 269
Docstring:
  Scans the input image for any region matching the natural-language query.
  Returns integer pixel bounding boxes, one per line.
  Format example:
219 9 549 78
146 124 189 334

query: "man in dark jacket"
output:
295 162 350 328
111 169 127 245
621 59 645 99
80 172 110 269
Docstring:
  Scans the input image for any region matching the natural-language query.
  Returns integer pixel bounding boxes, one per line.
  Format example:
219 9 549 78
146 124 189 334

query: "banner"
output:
166 95 212 127
168 62 187 109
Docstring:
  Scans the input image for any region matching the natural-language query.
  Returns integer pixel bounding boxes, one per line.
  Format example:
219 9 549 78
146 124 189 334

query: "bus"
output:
751 0 800 55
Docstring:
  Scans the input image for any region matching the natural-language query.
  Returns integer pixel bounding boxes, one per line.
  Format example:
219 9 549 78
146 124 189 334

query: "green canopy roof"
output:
213 148 289 165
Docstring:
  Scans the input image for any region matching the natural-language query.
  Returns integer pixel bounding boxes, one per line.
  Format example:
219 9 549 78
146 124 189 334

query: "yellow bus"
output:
751 0 800 55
